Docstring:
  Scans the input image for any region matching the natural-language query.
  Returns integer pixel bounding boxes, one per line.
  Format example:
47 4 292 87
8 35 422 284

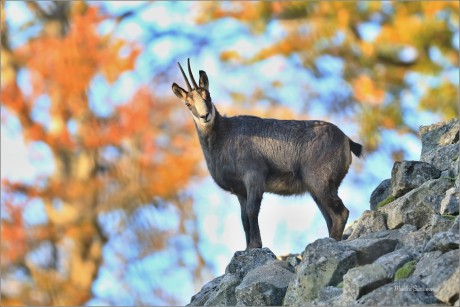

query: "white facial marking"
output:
192 103 215 129
188 91 215 128
192 92 209 119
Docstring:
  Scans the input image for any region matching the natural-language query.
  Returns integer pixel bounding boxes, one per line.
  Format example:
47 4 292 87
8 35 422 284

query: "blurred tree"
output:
1 1 205 305
2 1 459 305
197 1 459 153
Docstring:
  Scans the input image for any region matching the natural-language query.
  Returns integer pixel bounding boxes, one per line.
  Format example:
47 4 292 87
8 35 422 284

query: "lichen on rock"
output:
394 260 417 281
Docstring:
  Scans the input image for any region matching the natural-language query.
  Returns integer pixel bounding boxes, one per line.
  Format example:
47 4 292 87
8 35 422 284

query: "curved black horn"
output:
178 62 192 92
188 58 198 89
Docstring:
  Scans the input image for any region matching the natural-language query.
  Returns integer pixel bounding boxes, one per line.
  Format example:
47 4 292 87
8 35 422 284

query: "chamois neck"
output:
196 108 221 148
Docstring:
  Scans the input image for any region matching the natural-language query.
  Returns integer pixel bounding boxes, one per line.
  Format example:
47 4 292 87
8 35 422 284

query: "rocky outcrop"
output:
390 161 441 198
369 179 391 210
188 248 281 306
235 261 294 306
441 188 460 215
420 119 459 177
283 238 358 305
345 210 387 240
379 177 454 229
188 119 459 306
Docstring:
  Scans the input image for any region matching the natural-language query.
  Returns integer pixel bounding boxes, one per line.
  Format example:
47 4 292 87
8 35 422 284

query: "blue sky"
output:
3 1 455 305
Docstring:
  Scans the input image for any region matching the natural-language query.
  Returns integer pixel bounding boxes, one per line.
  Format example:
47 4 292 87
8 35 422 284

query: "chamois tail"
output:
349 139 363 158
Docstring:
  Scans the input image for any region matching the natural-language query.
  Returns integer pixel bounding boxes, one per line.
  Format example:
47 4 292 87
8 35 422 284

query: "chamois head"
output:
172 59 215 127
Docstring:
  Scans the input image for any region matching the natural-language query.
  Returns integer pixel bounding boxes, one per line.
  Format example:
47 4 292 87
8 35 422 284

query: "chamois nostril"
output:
200 113 209 120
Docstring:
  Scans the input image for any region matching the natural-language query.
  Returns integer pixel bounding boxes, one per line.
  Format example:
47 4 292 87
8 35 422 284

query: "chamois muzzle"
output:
200 112 210 123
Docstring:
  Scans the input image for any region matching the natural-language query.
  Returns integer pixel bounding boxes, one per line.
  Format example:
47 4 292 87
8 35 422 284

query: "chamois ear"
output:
172 83 187 100
199 70 209 90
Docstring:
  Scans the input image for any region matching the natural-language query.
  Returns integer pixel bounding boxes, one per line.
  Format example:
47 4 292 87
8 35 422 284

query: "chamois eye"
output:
185 102 191 107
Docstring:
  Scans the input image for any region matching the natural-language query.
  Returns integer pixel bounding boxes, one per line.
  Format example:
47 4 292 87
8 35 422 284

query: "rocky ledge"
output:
188 119 459 306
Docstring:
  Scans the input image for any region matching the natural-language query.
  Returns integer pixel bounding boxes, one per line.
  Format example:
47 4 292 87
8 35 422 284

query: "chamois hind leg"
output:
311 194 333 236
312 186 349 241
237 195 250 247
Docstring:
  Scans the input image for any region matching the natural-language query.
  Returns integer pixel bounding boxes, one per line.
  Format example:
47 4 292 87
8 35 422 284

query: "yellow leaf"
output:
353 75 384 106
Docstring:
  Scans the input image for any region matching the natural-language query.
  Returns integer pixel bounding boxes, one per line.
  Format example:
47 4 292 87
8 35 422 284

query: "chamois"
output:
172 59 363 249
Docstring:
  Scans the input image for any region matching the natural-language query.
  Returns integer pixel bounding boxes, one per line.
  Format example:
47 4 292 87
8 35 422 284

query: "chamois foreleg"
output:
237 195 250 247
244 173 264 249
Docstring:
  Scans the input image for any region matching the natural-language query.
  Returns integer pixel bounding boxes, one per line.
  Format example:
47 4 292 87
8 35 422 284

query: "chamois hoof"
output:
246 242 263 249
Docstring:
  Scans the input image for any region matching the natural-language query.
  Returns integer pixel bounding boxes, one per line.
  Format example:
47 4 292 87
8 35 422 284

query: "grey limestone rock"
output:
451 216 460 233
441 187 460 215
342 263 391 305
277 254 301 271
370 179 391 210
420 119 460 174
424 231 459 253
225 248 277 279
188 276 224 306
317 286 342 302
235 261 294 306
312 293 343 306
374 248 417 277
422 143 459 174
430 214 455 236
420 119 460 156
342 220 357 240
188 120 460 307
340 237 399 265
391 161 441 198
395 226 431 254
355 278 436 305
310 287 343 306
189 248 280 306
379 177 454 229
435 267 460 306
203 274 240 306
346 210 387 240
360 224 417 241
283 238 358 305
413 249 459 289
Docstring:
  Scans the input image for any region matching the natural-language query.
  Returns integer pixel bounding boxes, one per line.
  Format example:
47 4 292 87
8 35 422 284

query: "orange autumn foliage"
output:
198 1 458 154
1 3 203 305
12 6 139 123
1 201 28 267
353 75 385 106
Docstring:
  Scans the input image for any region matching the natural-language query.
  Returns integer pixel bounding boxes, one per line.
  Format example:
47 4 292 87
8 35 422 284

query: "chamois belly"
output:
264 172 306 196
209 166 247 195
